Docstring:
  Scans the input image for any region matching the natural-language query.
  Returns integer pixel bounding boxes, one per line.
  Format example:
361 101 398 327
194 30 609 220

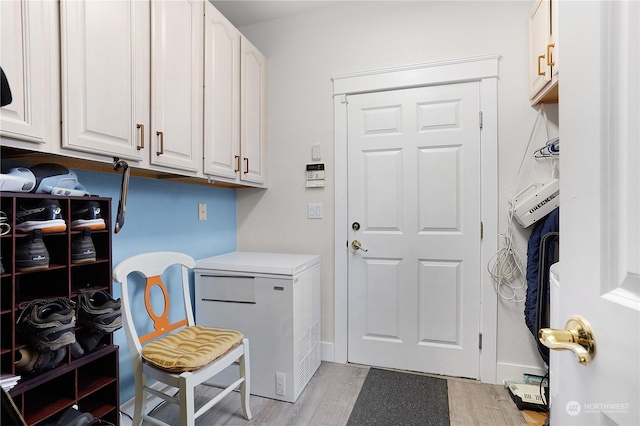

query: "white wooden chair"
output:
112 252 251 426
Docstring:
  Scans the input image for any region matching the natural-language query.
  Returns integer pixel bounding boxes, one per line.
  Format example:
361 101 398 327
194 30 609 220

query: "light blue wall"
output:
73 170 237 403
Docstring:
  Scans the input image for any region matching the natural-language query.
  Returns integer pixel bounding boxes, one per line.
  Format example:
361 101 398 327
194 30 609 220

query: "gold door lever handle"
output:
351 240 368 252
539 316 596 365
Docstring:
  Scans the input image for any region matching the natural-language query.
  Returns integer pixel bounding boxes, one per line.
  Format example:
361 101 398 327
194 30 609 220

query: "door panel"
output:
0 0 51 146
550 1 639 424
240 37 267 184
419 147 460 231
61 0 146 160
204 2 240 179
151 0 202 172
348 82 481 378
419 260 461 345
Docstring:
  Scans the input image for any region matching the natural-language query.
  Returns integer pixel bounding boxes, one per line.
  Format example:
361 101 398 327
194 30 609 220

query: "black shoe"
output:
76 290 122 352
71 228 96 264
15 347 67 374
16 297 78 352
0 210 10 235
15 229 50 272
16 199 66 233
71 201 105 231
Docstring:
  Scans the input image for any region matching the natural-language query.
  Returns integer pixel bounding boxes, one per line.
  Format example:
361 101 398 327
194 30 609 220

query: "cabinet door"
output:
240 37 267 186
203 2 241 180
150 0 203 174
0 0 59 151
60 0 149 162
528 0 552 99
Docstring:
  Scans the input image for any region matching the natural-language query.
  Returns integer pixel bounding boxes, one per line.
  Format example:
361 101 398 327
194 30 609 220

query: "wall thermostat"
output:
306 163 325 187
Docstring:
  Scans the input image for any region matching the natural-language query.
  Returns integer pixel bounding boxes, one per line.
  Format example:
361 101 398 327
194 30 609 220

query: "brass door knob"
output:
351 240 368 252
539 315 596 365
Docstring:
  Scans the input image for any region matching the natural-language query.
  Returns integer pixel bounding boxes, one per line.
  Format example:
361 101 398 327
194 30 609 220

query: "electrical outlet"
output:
198 203 207 221
276 372 285 396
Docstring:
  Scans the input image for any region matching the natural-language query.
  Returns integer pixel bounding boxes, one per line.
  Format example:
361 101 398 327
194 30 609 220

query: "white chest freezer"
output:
194 252 321 403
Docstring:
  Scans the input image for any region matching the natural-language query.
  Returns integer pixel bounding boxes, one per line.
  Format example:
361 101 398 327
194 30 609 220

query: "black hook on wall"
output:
113 158 130 234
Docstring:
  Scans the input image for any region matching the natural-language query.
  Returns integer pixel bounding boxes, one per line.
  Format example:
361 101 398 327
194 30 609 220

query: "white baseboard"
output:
321 341 335 362
496 361 548 385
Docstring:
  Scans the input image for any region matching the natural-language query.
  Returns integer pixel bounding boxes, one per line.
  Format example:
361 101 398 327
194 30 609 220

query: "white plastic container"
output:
512 179 560 228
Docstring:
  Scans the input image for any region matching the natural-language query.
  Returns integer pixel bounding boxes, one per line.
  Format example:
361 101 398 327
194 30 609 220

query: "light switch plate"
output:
198 203 207 221
308 203 323 219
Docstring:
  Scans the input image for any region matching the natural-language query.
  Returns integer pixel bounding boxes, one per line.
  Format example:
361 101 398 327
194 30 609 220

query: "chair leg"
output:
239 339 252 420
132 370 147 426
179 376 195 426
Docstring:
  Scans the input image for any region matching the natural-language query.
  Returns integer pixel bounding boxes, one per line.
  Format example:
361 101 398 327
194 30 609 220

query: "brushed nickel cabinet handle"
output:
156 131 164 155
136 124 144 150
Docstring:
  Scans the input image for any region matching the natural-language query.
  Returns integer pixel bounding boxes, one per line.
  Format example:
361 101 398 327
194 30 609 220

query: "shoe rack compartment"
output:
0 193 119 425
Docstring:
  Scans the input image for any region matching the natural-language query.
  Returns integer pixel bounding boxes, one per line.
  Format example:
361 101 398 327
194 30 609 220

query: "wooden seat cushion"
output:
142 325 244 373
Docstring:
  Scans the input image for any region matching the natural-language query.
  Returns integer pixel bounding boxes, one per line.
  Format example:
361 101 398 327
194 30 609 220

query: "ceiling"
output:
210 1 342 28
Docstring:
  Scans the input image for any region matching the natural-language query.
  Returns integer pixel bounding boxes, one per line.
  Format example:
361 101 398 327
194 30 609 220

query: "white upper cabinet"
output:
240 37 267 186
3 0 264 187
60 0 149 163
149 0 203 174
204 2 268 187
61 0 202 175
0 0 60 151
203 3 241 180
528 0 559 104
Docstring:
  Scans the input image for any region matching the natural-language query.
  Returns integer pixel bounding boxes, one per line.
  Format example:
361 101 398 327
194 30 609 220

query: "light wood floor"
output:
141 362 529 425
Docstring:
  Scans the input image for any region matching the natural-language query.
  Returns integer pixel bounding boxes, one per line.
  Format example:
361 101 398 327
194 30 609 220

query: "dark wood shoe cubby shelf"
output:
1 193 119 425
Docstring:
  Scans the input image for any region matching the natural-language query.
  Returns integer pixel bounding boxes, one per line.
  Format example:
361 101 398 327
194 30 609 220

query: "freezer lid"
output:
195 251 321 276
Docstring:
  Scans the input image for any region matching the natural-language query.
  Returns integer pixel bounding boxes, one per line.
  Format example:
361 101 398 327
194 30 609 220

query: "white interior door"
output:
347 82 482 379
548 1 639 424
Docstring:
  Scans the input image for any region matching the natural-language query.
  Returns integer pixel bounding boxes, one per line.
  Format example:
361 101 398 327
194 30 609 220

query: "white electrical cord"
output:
488 106 549 302
488 205 527 302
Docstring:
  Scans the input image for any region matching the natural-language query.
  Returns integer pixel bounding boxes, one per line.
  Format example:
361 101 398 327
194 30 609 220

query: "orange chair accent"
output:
140 275 188 344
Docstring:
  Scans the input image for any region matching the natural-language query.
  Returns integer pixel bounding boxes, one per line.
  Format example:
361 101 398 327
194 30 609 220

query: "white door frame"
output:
333 54 500 383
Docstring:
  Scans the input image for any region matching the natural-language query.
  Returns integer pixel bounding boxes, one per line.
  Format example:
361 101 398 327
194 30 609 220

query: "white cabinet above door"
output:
60 0 149 163
150 0 203 174
528 0 558 104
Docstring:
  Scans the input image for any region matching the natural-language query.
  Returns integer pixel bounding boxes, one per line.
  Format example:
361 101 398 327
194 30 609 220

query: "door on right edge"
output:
548 1 639 424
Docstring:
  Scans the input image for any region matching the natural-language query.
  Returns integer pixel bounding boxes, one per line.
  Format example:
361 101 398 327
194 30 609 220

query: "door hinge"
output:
479 333 483 350
479 111 483 129
480 221 484 240
341 94 348 104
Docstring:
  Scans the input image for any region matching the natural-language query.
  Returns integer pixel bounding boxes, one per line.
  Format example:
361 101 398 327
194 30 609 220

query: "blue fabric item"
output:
524 208 559 338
